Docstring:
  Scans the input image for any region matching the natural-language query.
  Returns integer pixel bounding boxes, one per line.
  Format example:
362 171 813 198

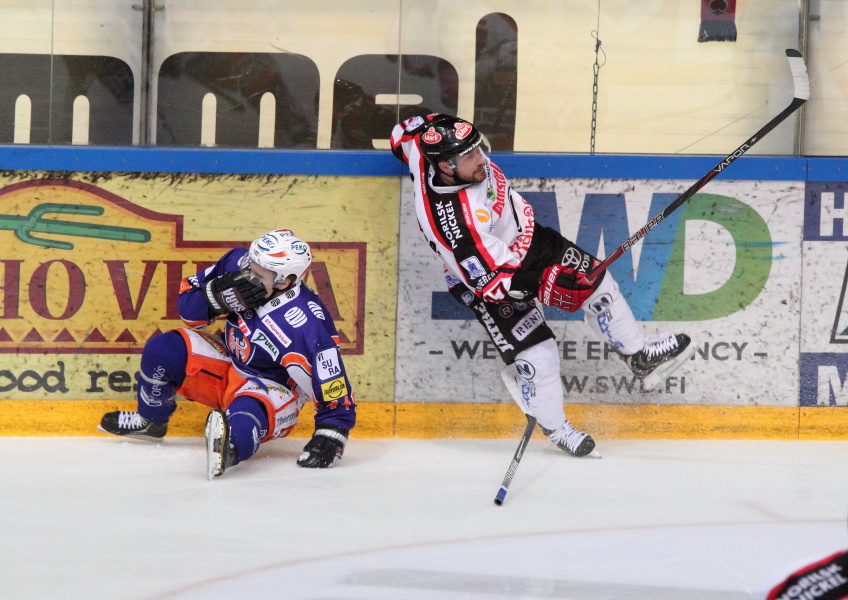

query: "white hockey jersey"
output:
390 114 536 302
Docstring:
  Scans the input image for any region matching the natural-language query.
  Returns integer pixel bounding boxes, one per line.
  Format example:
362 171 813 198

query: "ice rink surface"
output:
2 435 847 600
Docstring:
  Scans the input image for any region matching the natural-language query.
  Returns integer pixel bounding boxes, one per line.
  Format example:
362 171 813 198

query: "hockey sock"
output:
582 274 646 355
509 338 567 432
226 395 269 464
136 331 187 423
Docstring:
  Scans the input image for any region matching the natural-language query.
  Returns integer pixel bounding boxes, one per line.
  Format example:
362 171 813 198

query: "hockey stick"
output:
585 49 810 283
494 413 537 506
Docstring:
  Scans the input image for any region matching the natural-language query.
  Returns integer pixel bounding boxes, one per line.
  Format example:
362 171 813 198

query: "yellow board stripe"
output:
2 400 847 440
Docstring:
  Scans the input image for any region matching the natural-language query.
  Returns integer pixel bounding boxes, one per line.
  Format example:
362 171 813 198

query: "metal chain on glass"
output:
590 1 605 155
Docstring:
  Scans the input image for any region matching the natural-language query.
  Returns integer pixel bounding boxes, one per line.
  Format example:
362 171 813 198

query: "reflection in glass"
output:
14 95 31 144
72 96 90 145
52 56 134 145
258 92 275 148
0 54 133 145
473 13 517 151
156 52 319 148
332 54 458 149
201 93 216 147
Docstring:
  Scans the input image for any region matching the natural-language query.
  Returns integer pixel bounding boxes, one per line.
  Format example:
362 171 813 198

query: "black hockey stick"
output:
494 414 537 506
586 49 810 283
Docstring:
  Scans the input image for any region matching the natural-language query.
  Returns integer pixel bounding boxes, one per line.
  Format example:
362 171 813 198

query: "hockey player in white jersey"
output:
98 229 356 478
390 114 694 458
756 549 848 600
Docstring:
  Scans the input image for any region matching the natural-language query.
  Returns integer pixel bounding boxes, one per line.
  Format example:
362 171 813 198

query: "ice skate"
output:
540 421 600 458
205 410 237 480
624 333 695 390
97 411 167 441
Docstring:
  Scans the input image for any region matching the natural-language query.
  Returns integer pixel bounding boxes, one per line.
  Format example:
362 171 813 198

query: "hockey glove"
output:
296 426 348 468
536 264 599 312
204 271 267 316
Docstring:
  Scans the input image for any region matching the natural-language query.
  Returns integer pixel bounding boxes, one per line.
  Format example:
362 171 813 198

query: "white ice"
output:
1 437 846 600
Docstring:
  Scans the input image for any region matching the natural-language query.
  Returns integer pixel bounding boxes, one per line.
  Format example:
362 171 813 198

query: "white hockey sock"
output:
582 274 645 355
504 338 567 432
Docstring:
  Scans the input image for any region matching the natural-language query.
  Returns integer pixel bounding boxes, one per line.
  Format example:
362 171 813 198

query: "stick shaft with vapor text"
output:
494 414 537 506
585 49 810 283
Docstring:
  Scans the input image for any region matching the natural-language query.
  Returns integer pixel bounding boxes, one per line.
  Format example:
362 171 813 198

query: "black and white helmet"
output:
419 114 486 169
248 229 312 286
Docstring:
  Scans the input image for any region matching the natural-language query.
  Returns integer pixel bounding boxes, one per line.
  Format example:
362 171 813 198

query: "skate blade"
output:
205 412 225 481
96 425 164 443
585 449 602 459
641 342 697 390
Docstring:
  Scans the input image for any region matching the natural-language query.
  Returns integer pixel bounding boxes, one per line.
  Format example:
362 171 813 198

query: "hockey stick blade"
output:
494 414 537 506
586 49 809 282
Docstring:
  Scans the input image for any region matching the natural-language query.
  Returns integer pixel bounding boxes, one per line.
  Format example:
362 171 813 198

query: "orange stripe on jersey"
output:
179 277 195 294
281 352 312 375
237 316 250 335
182 318 212 329
331 335 340 346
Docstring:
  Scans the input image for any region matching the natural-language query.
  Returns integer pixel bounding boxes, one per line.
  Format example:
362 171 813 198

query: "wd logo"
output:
799 353 848 406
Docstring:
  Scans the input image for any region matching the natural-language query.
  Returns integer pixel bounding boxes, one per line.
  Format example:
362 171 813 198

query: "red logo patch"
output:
454 122 472 139
421 127 442 144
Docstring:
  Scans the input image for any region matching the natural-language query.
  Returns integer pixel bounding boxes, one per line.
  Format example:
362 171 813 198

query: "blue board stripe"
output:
0 145 826 181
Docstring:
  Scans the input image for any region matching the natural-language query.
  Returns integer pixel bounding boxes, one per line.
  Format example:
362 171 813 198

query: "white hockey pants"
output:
583 273 645 355
502 338 568 431
501 273 645 431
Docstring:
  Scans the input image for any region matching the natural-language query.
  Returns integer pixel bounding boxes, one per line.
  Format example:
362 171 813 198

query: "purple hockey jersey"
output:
178 248 356 431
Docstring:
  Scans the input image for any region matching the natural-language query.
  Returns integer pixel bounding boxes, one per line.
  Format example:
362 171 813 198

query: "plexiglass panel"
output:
0 1 140 145
804 0 848 156
151 0 402 148
0 0 845 155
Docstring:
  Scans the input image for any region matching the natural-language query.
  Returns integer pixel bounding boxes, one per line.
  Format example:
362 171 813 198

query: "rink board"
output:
0 171 398 408
2 400 848 440
396 177 803 407
0 152 846 438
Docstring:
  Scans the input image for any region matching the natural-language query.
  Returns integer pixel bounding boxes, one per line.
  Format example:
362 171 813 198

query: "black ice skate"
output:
540 422 600 458
625 333 695 390
98 411 167 441
205 410 238 480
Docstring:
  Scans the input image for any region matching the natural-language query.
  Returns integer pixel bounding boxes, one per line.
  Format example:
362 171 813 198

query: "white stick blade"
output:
785 49 810 101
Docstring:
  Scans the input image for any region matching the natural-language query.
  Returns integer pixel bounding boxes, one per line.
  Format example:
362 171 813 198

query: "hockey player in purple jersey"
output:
98 229 356 479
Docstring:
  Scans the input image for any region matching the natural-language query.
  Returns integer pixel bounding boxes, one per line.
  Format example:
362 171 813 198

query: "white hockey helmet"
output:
248 229 312 286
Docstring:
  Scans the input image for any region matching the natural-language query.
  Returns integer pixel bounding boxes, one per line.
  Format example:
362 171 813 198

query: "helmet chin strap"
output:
433 163 454 185
271 275 298 296
435 160 476 186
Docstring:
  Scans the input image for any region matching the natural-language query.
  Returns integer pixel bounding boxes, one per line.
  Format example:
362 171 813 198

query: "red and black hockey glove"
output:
536 264 597 312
